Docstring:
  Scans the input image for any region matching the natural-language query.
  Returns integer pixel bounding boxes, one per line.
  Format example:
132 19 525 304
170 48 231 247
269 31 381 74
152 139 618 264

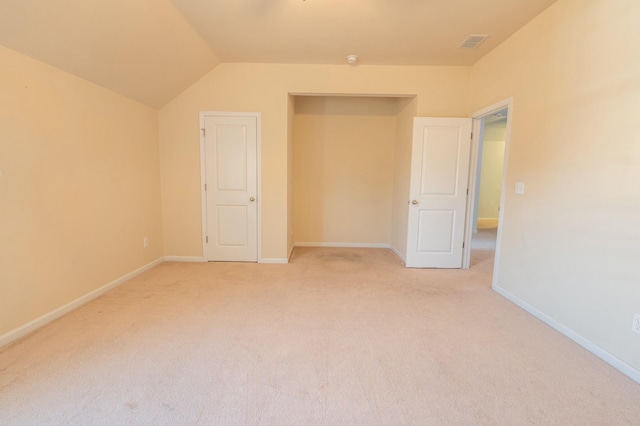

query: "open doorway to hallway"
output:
469 107 508 267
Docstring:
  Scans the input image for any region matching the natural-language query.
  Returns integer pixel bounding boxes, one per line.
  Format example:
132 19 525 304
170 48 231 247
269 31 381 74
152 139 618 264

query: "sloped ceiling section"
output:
0 0 219 108
169 0 557 66
0 0 557 107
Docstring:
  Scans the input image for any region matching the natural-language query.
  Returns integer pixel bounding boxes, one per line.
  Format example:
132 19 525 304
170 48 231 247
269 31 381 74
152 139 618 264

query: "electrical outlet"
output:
143 237 149 248
633 314 640 335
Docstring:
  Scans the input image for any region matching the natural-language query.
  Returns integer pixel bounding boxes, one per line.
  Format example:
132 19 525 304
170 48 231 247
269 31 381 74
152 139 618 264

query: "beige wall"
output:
293 96 398 245
477 122 506 225
0 45 163 337
390 97 418 257
159 63 470 260
470 0 640 371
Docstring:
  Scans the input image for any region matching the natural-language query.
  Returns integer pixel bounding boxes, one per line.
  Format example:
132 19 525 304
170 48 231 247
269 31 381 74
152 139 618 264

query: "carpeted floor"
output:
1 247 639 425
471 227 497 252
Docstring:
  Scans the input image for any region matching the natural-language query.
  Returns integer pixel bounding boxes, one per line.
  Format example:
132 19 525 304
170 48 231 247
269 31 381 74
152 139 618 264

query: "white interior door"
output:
203 114 258 262
406 117 472 268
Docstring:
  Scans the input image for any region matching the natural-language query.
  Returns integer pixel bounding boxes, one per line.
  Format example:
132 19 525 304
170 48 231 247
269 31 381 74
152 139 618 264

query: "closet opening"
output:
290 95 417 261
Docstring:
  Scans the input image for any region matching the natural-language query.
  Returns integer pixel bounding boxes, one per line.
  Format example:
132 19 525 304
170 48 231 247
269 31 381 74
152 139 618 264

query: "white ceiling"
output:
170 0 556 66
0 0 557 108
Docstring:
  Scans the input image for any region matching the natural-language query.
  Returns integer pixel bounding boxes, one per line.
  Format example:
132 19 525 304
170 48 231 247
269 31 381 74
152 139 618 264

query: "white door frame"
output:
199 111 262 262
462 98 513 287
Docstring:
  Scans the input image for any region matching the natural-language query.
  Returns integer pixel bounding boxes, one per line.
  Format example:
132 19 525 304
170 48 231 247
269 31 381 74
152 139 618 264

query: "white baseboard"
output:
477 218 499 228
259 258 289 264
295 242 391 248
164 256 205 262
493 283 640 385
166 255 288 264
390 245 407 263
0 257 164 349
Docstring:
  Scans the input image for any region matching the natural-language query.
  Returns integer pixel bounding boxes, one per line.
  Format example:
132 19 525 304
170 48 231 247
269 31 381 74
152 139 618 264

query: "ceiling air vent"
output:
459 34 489 49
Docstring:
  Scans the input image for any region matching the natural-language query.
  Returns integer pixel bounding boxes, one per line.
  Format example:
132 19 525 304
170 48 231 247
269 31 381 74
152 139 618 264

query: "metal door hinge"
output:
201 128 206 137
204 183 207 191
462 242 465 248
206 236 209 243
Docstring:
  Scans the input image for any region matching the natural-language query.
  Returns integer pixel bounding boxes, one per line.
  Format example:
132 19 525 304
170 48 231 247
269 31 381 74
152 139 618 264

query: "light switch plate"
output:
632 313 640 335
515 182 525 195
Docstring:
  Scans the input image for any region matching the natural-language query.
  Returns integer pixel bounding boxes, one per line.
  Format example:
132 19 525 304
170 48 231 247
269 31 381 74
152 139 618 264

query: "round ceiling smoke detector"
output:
346 55 358 65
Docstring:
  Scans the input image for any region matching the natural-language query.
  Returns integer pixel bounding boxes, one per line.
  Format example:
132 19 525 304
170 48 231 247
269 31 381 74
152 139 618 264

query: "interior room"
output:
1 0 639 423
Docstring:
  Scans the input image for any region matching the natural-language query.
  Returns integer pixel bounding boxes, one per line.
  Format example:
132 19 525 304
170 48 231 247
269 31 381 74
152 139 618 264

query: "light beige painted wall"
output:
0 45 163 337
159 63 470 260
390 97 418 257
470 0 640 371
478 123 506 222
293 96 397 245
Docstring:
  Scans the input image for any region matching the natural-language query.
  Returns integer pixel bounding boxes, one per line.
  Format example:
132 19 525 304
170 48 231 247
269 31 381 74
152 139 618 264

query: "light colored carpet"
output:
1 248 639 425
471 227 497 251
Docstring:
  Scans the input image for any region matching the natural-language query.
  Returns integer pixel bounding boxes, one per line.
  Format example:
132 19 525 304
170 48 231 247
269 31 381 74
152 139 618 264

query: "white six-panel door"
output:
406 117 472 268
202 114 258 262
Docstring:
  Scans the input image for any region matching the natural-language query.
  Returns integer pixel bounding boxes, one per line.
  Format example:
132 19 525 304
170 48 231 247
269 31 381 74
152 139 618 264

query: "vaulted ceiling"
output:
0 0 557 108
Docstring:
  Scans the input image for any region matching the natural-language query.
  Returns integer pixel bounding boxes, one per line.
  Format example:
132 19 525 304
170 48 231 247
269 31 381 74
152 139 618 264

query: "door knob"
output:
411 200 419 205
250 197 255 202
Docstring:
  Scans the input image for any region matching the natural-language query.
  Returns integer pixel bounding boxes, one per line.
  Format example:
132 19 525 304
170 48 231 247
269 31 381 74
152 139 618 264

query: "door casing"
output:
462 98 513 288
